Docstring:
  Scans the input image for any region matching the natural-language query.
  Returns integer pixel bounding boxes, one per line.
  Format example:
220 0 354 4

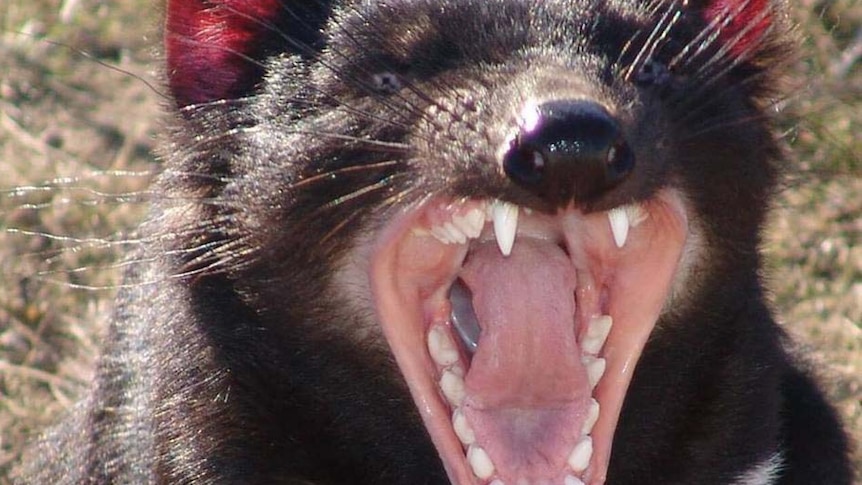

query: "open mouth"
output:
370 191 688 485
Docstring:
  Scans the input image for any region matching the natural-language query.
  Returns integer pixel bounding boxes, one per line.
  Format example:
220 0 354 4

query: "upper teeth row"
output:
428 200 646 255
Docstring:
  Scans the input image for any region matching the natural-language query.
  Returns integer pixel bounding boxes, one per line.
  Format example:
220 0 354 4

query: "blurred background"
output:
0 0 859 482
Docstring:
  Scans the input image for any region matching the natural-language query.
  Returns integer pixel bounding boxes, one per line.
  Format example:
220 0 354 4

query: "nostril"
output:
502 140 546 187
606 140 635 183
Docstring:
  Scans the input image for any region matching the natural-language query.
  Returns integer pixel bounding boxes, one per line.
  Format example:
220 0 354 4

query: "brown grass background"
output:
0 0 859 482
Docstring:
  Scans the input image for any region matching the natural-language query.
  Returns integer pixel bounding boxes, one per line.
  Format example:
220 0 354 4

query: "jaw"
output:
369 191 688 485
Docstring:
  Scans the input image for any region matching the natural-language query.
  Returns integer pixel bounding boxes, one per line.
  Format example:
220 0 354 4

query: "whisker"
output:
671 67 776 126
676 110 773 143
218 3 434 134
319 181 417 244
668 1 732 72
334 3 464 113
625 0 682 81
288 160 405 192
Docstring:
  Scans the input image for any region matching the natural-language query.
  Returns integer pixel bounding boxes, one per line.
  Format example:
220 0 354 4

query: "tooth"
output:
485 200 496 219
428 326 459 367
443 222 468 244
567 436 593 473
564 476 586 485
624 203 647 227
582 355 606 389
450 214 474 238
467 445 496 479
581 398 600 436
607 206 630 248
452 208 486 239
469 206 489 234
440 369 466 407
453 409 476 445
581 315 613 355
430 225 454 244
489 481 506 485
492 200 519 256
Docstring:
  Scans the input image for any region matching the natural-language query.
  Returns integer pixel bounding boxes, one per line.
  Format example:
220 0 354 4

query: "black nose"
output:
502 100 634 206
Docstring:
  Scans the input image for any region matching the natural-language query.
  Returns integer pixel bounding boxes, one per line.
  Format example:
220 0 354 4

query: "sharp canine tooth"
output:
453 409 476 445
582 356 606 389
467 445 496 479
567 436 593 472
428 326 459 367
582 315 613 355
440 369 466 407
565 476 586 485
492 201 519 256
581 398 600 435
608 206 630 248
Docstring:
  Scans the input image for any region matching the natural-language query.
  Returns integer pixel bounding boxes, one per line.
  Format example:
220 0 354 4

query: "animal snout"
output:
502 99 634 206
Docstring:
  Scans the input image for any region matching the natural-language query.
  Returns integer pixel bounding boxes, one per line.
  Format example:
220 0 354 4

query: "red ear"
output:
701 0 773 58
165 0 283 108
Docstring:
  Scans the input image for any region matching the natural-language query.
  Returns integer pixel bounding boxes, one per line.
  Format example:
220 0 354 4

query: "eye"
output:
633 59 672 88
372 72 403 94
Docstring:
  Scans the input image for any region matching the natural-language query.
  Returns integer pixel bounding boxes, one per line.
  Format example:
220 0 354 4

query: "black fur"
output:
17 0 852 484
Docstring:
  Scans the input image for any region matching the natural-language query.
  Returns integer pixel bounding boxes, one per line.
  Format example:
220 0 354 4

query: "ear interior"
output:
698 0 773 58
165 0 332 108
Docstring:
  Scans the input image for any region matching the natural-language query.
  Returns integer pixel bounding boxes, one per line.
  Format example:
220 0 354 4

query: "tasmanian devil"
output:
16 0 853 484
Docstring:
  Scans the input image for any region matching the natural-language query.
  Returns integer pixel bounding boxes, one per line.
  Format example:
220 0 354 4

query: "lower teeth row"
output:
427 319 609 484
466 436 595 484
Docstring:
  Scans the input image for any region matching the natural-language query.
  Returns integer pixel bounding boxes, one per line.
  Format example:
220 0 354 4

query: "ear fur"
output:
695 0 776 58
165 0 332 108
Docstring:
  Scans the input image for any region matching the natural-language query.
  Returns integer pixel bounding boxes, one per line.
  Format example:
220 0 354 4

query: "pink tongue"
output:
459 240 591 479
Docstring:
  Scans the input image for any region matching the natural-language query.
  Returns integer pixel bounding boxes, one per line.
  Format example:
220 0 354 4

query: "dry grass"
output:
769 0 862 475
1 1 159 480
0 0 859 483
